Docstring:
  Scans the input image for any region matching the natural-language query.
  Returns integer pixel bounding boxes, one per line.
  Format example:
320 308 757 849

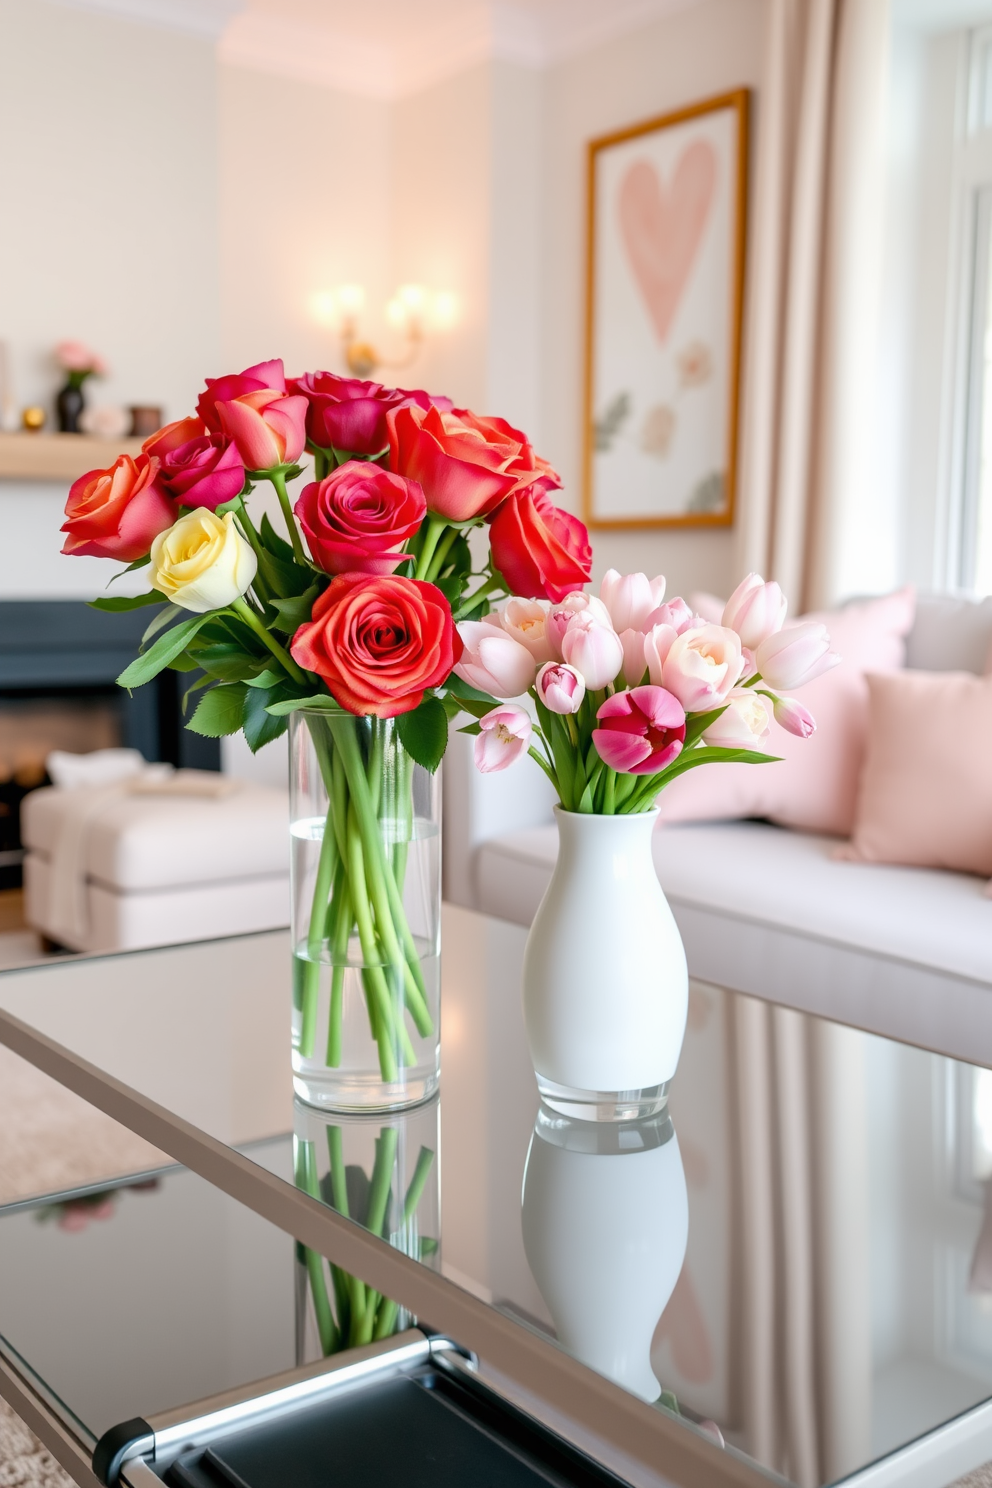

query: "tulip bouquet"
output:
456 571 837 811
59 358 592 1098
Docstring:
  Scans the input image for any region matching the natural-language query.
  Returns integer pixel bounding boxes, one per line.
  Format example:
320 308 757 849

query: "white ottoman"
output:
22 779 290 954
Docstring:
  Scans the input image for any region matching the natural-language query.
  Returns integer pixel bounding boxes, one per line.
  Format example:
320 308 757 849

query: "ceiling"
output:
49 0 698 93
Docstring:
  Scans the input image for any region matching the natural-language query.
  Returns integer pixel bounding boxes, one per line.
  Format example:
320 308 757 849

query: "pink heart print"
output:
618 139 717 344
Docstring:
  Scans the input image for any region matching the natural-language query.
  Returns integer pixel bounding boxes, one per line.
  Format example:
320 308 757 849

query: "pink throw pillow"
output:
837 670 992 877
657 587 916 836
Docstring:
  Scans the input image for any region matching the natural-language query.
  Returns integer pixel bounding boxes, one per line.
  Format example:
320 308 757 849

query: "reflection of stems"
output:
295 1141 339 1355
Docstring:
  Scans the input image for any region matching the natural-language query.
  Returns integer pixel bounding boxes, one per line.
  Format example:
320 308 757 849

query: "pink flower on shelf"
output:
535 661 585 714
56 340 106 376
560 614 624 690
598 568 667 633
474 706 533 773
453 621 537 698
755 622 838 690
722 573 787 650
662 624 744 712
770 693 816 738
593 686 686 775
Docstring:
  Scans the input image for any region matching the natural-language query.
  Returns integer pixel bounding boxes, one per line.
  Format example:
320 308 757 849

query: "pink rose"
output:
535 661 585 714
723 573 787 649
216 389 308 471
196 359 286 431
295 461 425 576
142 416 206 460
474 705 533 772
755 622 838 689
593 687 686 775
288 371 438 455
157 434 246 511
662 625 744 712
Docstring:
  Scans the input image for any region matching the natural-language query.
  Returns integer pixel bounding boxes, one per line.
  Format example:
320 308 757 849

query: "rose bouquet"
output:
457 570 836 811
60 358 591 1107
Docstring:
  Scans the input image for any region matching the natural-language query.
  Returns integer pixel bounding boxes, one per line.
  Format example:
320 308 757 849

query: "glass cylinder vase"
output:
290 707 441 1112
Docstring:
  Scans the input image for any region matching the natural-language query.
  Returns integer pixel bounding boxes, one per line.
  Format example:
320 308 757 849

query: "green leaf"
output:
269 585 318 633
167 652 203 673
244 668 284 689
243 685 289 752
260 513 295 562
444 676 500 708
396 695 448 773
257 545 314 599
457 721 481 736
191 643 263 683
187 683 248 737
108 555 151 584
89 591 164 612
443 692 497 721
117 614 219 689
142 603 184 645
266 693 342 717
661 744 781 784
682 706 726 750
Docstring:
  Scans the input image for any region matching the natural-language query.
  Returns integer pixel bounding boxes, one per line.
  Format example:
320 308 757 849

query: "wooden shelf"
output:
0 432 143 481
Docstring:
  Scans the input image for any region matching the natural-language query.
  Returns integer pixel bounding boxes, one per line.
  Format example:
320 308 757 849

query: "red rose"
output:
61 453 176 562
157 434 246 512
288 372 442 456
291 574 461 718
295 461 425 576
488 489 592 603
196 359 286 432
387 404 560 522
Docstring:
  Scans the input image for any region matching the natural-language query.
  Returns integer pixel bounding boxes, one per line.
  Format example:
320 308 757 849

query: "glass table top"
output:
2 907 992 1488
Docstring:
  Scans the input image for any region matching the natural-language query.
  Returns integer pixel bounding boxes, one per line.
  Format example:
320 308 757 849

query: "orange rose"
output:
291 574 461 718
61 453 176 562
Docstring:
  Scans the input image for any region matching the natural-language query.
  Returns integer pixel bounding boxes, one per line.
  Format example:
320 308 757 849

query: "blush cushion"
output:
656 588 916 836
836 669 992 879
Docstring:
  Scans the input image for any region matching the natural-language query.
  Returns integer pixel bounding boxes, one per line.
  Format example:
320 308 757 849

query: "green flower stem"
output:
295 1142 339 1355
231 596 308 683
413 517 447 581
603 769 616 815
424 524 460 583
346 825 399 1083
268 467 307 565
326 877 352 1067
452 572 502 622
528 745 558 790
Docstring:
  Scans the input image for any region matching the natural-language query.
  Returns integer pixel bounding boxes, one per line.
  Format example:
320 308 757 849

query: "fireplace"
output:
0 601 220 888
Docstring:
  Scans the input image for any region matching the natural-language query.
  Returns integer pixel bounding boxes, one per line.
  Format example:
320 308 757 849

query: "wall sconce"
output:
311 284 457 380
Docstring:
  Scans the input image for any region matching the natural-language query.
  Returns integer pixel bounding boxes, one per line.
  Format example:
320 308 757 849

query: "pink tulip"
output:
722 573 787 649
535 662 585 714
498 597 554 662
216 389 308 471
454 621 537 697
593 686 686 775
599 568 667 632
618 627 647 686
647 597 696 633
662 625 744 712
561 615 624 689
770 694 816 738
643 623 679 685
755 622 839 689
475 706 533 772
701 689 772 749
546 592 612 658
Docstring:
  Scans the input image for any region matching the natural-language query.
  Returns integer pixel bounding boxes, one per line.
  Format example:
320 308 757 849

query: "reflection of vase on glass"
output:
290 709 441 1113
521 1105 687 1403
294 1096 440 1361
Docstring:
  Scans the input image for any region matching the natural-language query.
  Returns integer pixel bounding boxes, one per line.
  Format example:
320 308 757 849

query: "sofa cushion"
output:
906 593 992 674
474 820 992 1063
656 588 916 836
22 783 289 892
839 670 992 877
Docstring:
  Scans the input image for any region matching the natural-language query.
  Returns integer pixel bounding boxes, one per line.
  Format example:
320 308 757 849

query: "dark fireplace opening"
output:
0 601 220 890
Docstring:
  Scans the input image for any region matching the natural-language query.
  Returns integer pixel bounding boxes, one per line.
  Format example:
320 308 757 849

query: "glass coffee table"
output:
1 908 991 1488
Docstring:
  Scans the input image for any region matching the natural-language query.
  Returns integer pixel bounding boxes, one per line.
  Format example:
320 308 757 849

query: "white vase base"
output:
536 1074 670 1123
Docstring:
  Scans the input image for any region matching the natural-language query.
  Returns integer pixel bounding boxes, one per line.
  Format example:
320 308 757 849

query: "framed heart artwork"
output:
583 90 749 529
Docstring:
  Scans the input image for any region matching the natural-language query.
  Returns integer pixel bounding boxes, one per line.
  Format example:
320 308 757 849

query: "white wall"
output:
539 0 768 601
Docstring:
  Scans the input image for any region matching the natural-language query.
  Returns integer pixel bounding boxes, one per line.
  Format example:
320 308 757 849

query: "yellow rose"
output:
149 509 257 613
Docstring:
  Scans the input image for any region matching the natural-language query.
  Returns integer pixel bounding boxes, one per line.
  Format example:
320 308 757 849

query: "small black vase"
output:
56 380 85 433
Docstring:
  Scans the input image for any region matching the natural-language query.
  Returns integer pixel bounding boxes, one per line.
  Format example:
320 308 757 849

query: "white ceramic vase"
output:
522 807 688 1121
521 1106 688 1402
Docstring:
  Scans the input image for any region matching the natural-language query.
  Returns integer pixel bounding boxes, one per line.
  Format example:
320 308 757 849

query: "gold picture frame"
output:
582 89 749 531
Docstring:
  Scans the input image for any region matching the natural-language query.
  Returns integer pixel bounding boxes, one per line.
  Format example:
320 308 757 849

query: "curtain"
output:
737 0 891 611
729 993 872 1486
